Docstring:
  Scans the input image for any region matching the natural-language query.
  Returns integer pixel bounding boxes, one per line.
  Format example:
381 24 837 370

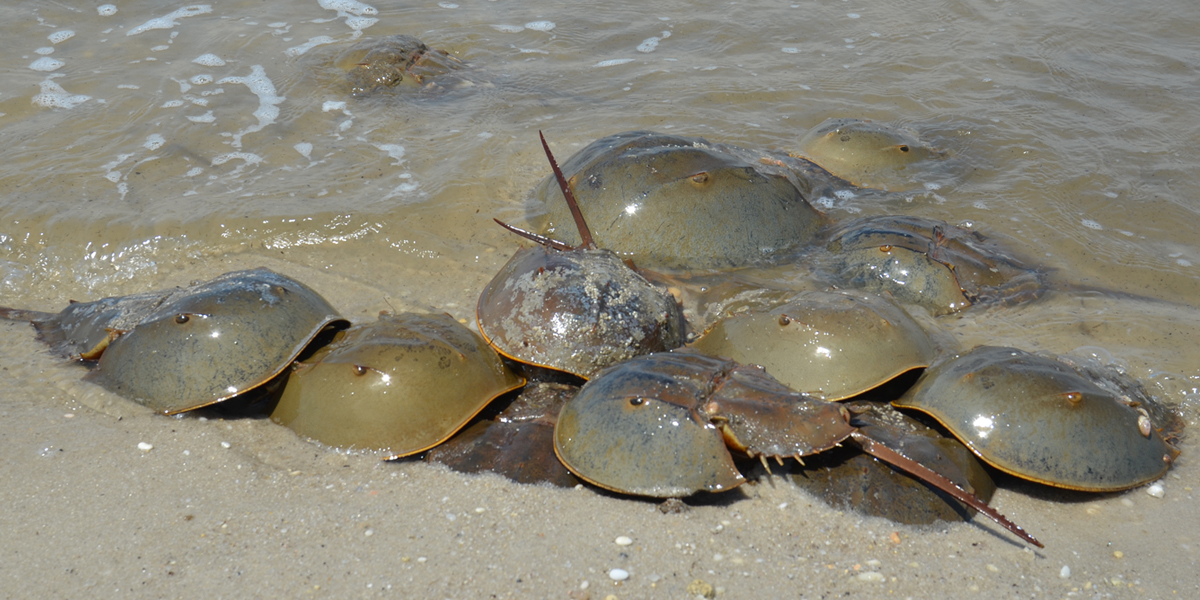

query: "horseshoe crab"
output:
426 382 580 487
477 133 686 379
688 290 936 400
794 118 945 191
336 35 470 97
530 131 828 270
818 215 1044 315
270 312 524 459
0 268 347 414
789 401 997 525
893 345 1181 491
554 349 1041 547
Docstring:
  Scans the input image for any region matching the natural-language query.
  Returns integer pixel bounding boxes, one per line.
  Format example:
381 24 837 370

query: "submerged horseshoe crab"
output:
818 215 1044 315
270 312 524 459
794 118 946 191
554 350 1042 547
335 34 471 97
0 268 347 414
477 132 686 379
689 289 936 400
530 130 828 270
894 345 1181 491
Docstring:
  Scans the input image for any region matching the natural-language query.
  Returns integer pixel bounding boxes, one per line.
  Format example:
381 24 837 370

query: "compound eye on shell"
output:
628 397 645 407
690 172 710 184
353 365 368 376
174 314 190 324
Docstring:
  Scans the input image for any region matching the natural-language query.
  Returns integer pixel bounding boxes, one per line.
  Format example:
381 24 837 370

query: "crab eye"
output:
353 365 368 376
628 397 645 407
174 314 189 324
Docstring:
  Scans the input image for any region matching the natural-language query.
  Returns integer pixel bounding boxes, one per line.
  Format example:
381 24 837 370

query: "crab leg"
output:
850 430 1043 548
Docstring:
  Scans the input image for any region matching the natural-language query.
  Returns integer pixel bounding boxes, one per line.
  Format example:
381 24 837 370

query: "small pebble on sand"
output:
137 442 153 451
1113 551 1124 559
615 536 633 546
220 441 231 449
1146 483 1165 498
608 568 629 581
856 571 885 583
1060 565 1071 578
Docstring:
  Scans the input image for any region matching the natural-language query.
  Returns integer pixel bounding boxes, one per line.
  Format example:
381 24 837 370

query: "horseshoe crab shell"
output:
532 131 827 270
2 268 347 414
893 345 1180 491
476 244 686 379
270 312 524 459
795 118 944 191
688 290 936 400
553 350 855 498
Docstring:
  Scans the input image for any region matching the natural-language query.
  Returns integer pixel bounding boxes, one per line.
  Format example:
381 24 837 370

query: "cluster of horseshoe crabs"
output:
1 124 1183 550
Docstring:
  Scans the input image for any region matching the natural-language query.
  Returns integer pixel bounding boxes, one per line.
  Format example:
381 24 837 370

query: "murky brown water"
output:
3 0 1200 597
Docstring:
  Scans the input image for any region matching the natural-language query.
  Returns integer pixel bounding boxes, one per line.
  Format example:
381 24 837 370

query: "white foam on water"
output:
1081 218 1104 230
374 143 405 165
186 167 205 177
210 152 263 178
847 12 861 18
322 100 351 115
217 65 284 148
637 35 664 53
187 111 215 123
517 47 549 54
49 30 75 44
117 84 139 89
833 189 857 201
104 171 122 183
161 100 185 108
29 57 64 72
524 21 555 31
152 45 170 52
781 47 799 53
491 24 524 33
144 134 166 151
268 22 287 28
438 2 459 7
35 47 54 55
317 0 379 32
190 74 213 85
97 4 118 16
192 53 225 66
294 142 313 160
594 58 634 67
32 78 91 109
187 95 208 106
285 36 336 57
127 5 213 36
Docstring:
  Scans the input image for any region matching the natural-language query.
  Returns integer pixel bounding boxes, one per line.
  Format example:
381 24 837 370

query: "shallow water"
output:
3 0 1200 597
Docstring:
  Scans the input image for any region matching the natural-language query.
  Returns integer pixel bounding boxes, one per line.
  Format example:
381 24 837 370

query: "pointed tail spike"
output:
539 131 596 249
493 218 576 251
850 430 1044 548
